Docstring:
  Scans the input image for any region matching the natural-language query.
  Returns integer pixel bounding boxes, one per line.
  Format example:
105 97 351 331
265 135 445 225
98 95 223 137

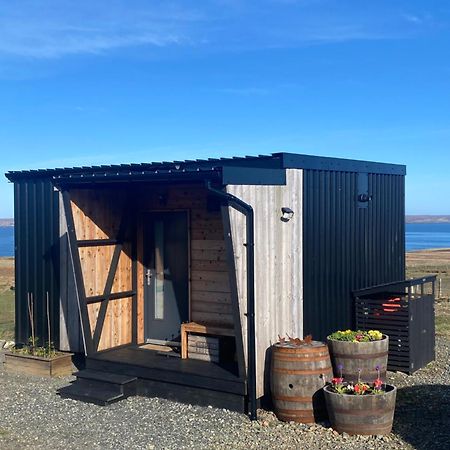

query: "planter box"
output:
5 351 74 377
324 384 397 435
327 336 388 383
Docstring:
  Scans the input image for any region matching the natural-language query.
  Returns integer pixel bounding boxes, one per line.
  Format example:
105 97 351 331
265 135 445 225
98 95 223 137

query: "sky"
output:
1 0 450 217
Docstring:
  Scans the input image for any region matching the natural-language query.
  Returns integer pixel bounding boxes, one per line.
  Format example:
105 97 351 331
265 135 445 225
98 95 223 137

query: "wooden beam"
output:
77 239 118 247
86 290 136 305
62 190 94 355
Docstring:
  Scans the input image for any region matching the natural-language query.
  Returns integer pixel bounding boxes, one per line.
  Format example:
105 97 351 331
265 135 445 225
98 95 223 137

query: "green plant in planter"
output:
12 339 57 358
329 365 385 395
328 329 383 342
324 365 397 435
11 291 58 359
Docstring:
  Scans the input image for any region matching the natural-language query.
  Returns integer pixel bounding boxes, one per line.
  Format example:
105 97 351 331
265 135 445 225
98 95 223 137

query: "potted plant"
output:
4 292 73 377
327 329 388 382
323 366 397 435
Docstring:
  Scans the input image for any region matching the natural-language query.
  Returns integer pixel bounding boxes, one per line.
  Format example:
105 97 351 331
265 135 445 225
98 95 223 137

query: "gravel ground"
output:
0 337 449 450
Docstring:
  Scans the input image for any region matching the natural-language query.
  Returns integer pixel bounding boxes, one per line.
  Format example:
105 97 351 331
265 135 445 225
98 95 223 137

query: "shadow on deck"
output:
60 345 247 412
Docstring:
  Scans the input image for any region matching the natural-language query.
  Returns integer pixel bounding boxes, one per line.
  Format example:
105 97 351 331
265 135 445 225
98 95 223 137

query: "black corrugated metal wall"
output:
302 170 405 340
14 178 60 345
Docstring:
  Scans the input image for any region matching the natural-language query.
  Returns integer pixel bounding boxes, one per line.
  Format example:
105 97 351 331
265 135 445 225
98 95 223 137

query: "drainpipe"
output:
206 181 257 421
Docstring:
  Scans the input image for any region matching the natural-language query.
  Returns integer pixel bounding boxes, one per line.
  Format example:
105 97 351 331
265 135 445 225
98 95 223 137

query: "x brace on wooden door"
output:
62 189 136 355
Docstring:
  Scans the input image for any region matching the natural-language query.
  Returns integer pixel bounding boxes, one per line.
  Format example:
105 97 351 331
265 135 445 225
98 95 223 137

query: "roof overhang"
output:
49 165 287 189
5 151 406 183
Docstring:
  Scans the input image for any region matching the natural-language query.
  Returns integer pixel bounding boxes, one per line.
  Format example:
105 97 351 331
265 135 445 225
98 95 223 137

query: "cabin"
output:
5 152 407 418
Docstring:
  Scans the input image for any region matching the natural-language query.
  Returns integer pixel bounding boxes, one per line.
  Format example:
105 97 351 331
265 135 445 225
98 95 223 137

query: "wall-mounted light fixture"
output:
281 207 294 222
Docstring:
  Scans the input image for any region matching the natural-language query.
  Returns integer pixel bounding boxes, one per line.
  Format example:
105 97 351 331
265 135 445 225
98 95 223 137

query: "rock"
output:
4 341 15 349
0 340 6 349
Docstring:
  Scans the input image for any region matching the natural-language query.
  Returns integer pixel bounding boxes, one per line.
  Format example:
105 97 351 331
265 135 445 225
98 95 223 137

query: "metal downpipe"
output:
206 182 257 421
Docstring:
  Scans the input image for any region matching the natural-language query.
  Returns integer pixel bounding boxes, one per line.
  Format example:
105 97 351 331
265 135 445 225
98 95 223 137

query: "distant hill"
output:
406 215 450 224
0 219 14 227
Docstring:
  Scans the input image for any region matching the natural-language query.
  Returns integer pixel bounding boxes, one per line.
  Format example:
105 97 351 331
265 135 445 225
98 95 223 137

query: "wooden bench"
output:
181 322 235 359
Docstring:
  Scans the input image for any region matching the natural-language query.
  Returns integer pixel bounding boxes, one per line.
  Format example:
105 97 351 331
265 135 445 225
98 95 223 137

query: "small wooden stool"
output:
181 322 234 359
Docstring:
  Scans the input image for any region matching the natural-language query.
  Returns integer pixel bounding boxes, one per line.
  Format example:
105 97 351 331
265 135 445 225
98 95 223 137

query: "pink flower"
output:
332 377 344 385
373 378 383 390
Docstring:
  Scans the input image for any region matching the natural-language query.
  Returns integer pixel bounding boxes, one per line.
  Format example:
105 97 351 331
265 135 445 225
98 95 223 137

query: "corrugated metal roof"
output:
5 154 279 180
5 152 406 181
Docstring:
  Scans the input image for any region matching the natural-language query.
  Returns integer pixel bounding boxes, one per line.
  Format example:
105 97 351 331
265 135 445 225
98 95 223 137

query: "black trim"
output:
5 152 406 182
52 170 222 186
279 153 406 175
77 239 118 247
353 276 437 296
86 291 136 305
222 166 286 185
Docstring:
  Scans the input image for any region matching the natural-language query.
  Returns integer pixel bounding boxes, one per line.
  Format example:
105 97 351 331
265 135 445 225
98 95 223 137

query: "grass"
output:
0 257 14 340
435 302 450 337
406 248 450 300
406 249 450 338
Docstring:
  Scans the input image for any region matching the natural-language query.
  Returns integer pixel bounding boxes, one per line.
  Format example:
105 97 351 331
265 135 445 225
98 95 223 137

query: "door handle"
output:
146 269 152 286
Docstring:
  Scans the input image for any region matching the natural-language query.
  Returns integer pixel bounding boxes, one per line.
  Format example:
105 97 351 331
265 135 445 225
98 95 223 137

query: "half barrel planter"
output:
327 336 389 383
323 384 397 435
270 341 333 423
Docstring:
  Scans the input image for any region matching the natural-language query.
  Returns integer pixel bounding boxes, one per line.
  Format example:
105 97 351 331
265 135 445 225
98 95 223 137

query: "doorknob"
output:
146 269 152 286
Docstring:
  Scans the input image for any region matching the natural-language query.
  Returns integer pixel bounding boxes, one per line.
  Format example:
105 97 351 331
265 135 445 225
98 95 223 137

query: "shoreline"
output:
407 248 450 253
1 248 450 257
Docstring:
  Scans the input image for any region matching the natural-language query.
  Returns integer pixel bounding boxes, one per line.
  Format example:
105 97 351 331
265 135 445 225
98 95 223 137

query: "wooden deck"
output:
86 345 247 412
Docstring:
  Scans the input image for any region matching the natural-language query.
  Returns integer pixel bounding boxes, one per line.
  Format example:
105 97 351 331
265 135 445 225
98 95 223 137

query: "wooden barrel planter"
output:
323 384 397 435
327 335 389 383
270 341 333 423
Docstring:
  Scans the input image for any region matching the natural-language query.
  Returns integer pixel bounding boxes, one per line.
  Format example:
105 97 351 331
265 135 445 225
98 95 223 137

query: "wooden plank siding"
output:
59 183 241 358
136 184 236 342
226 169 303 398
65 189 134 351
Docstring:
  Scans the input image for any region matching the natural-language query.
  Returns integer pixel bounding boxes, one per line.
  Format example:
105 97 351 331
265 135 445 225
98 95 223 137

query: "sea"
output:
1 223 450 257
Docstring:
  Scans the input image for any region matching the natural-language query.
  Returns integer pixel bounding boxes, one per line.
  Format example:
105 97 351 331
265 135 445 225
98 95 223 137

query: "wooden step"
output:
73 369 137 385
58 369 138 406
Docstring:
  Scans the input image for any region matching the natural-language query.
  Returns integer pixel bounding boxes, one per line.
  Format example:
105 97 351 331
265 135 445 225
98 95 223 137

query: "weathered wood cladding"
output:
226 169 303 398
135 184 236 345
